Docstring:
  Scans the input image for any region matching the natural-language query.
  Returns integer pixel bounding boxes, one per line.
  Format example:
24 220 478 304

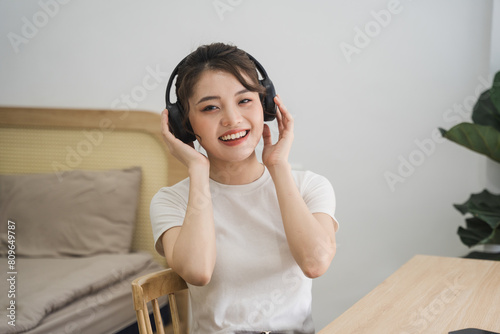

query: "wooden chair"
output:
132 268 188 334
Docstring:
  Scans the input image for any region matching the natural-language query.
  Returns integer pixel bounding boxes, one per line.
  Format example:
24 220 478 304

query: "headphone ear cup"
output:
246 53 277 122
167 102 196 144
260 77 277 122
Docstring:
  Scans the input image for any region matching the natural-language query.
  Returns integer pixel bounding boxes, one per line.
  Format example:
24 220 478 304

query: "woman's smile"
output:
218 129 250 144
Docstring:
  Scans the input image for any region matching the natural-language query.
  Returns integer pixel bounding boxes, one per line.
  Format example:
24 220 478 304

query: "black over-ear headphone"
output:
165 53 277 144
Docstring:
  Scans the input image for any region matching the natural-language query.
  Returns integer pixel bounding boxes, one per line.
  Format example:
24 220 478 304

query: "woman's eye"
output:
239 99 251 104
202 105 218 112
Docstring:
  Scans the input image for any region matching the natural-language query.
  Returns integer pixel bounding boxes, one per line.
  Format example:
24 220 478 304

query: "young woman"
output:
150 42 338 334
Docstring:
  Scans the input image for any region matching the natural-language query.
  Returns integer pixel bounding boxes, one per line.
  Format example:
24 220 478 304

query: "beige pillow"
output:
0 167 141 257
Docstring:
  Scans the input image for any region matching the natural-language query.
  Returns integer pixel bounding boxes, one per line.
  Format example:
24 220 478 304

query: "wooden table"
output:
318 255 500 333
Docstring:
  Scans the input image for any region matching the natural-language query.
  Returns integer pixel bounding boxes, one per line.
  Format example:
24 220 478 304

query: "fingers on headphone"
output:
161 109 175 139
161 109 168 129
274 95 284 119
262 123 272 145
161 109 169 124
273 95 294 132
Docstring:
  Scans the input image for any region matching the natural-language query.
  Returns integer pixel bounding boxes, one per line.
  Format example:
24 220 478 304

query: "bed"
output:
0 107 188 334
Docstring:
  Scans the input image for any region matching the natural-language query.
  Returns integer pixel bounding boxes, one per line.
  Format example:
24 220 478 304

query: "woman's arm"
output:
160 110 216 286
268 164 337 278
263 97 337 278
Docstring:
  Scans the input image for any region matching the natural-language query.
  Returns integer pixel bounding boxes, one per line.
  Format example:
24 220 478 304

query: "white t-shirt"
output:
150 168 337 334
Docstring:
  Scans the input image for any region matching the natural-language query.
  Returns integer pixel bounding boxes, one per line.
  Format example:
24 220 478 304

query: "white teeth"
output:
220 130 247 141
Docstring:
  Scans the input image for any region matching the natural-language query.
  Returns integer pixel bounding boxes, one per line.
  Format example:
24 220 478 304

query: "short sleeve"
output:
294 170 339 230
149 179 190 256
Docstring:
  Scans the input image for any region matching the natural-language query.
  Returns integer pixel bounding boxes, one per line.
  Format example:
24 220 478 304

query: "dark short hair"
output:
175 43 266 120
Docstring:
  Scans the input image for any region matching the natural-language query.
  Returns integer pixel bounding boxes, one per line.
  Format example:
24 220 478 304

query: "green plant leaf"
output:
490 71 500 112
439 123 500 163
453 189 500 230
472 90 500 132
457 217 494 247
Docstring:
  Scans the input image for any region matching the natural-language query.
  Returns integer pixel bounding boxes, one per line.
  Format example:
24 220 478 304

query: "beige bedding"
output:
0 252 163 334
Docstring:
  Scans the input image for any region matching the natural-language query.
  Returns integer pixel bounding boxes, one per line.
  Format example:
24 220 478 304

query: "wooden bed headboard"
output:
0 106 188 266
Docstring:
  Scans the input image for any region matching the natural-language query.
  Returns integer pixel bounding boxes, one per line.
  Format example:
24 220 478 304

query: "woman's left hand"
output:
262 95 294 168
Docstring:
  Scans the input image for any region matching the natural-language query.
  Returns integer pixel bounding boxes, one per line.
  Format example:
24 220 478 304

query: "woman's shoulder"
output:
292 169 330 185
151 177 190 204
291 169 335 198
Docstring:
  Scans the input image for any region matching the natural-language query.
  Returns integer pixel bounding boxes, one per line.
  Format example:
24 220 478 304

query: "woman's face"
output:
187 70 264 165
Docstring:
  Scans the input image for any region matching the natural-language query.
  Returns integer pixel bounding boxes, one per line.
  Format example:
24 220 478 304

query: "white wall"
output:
0 0 496 330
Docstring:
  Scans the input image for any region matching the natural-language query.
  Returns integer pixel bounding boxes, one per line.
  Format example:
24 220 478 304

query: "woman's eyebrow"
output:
235 89 250 96
196 95 220 105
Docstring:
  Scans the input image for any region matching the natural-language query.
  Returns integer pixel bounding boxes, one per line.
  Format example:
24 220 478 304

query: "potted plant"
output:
439 71 500 260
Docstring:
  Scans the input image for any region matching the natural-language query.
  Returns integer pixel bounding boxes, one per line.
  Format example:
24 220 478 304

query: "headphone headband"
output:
164 56 186 109
165 51 277 144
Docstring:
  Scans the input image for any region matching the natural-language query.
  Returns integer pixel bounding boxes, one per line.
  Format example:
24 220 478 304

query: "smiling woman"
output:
0 1 495 332
149 42 339 333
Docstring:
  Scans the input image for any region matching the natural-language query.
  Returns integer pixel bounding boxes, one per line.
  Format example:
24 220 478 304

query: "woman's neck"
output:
208 153 265 185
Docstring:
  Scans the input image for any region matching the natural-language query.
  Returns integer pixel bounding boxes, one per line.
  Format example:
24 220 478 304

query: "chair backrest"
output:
131 268 188 334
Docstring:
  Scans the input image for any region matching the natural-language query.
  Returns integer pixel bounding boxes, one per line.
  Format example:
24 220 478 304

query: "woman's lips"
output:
218 130 249 145
219 130 248 141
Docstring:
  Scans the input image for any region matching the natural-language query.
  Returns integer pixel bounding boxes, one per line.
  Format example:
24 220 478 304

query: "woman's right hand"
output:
160 110 216 285
161 109 209 171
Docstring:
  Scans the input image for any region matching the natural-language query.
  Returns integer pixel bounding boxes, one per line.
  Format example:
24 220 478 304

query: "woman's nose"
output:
220 106 242 127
